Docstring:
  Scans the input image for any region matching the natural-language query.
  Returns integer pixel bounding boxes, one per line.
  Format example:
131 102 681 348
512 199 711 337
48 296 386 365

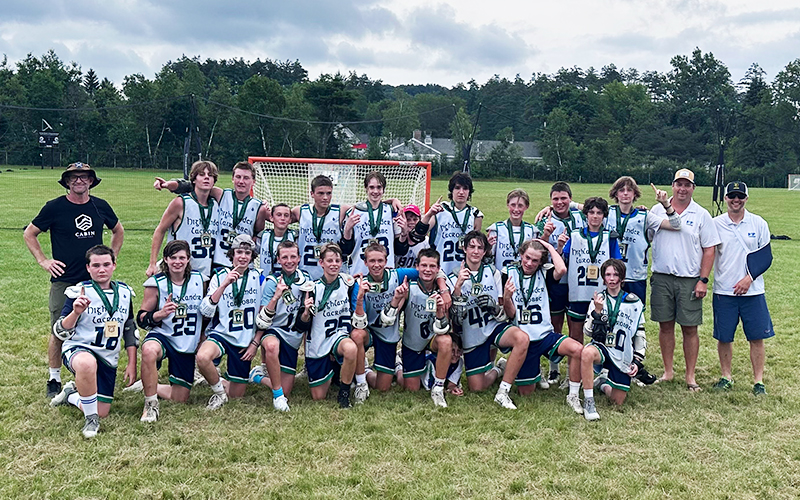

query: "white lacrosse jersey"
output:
168 193 220 281
205 268 266 348
258 229 296 275
605 206 663 282
402 279 442 353
346 202 398 276
488 220 539 269
395 240 429 268
214 189 262 268
566 228 612 303
143 271 204 353
353 268 418 344
259 269 311 349
503 264 554 342
541 209 584 284
429 202 483 276
305 274 353 359
592 292 644 372
62 281 134 368
297 204 345 280
447 264 505 350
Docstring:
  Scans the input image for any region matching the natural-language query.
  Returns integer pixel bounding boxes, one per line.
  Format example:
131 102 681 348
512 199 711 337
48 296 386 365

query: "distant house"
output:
388 130 541 161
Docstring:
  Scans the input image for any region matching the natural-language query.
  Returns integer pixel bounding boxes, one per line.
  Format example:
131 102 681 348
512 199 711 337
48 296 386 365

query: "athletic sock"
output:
584 388 594 399
49 367 61 382
80 393 98 417
210 380 225 395
252 372 264 384
355 373 366 385
67 392 81 408
272 387 284 399
144 394 158 403
568 381 581 397
433 377 445 389
498 381 512 394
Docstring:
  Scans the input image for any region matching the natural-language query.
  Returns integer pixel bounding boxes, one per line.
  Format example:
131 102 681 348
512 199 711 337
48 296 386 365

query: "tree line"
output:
1 48 798 187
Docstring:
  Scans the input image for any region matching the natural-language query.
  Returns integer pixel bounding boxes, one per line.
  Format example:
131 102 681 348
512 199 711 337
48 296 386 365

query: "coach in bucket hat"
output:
58 162 101 189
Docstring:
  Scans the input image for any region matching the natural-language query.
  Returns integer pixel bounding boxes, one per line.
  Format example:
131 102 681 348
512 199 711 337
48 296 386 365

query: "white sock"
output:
210 380 225 395
584 388 594 399
568 381 581 397
145 394 158 403
355 373 367 385
49 367 61 382
433 377 445 390
67 392 81 408
80 394 98 417
498 381 512 394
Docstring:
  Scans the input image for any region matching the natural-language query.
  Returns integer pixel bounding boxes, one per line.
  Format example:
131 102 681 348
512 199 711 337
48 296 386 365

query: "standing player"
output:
249 240 310 411
562 197 621 345
449 231 530 409
394 248 454 407
501 240 584 412
293 175 348 280
50 245 137 438
487 189 539 270
580 259 646 420
258 203 296 274
196 235 266 410
395 204 429 268
711 182 774 395
410 172 484 276
148 160 221 281
133 240 204 422
342 171 407 276
25 162 124 398
294 243 359 408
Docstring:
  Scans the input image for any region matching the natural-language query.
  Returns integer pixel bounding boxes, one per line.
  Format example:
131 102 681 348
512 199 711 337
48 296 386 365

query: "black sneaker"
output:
338 386 352 409
47 379 62 399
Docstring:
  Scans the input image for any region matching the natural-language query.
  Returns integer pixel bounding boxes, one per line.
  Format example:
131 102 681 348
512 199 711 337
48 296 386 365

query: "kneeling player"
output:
580 259 645 421
196 235 266 410
502 240 585 414
249 240 310 412
50 245 137 438
135 240 204 422
449 231 529 410
294 243 359 408
395 248 454 408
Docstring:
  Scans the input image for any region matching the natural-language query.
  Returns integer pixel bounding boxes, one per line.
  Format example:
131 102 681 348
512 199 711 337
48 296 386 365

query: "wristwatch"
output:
699 277 709 284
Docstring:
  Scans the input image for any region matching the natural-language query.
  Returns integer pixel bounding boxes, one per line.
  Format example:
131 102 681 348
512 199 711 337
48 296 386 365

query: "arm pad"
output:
632 324 647 360
52 317 75 342
172 178 193 194
136 310 162 329
352 312 369 330
200 296 218 318
668 211 681 229
379 305 398 327
123 316 139 349
256 307 275 330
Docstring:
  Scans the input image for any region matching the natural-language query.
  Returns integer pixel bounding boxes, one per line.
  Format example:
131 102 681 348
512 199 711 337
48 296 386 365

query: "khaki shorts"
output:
649 273 703 326
49 281 72 327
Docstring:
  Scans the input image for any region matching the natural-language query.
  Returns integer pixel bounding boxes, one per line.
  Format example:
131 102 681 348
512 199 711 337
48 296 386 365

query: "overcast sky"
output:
2 0 799 88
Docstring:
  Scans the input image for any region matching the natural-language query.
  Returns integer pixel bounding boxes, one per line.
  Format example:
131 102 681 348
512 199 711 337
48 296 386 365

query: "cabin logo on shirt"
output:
75 214 93 231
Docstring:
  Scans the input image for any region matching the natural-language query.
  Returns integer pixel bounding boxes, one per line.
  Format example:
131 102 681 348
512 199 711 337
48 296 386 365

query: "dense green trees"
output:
0 49 798 187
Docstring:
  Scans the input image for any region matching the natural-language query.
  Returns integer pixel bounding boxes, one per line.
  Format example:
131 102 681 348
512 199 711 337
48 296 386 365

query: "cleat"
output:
566 393 584 414
194 367 207 386
206 392 228 411
593 374 610 394
559 377 570 390
538 378 550 390
431 387 448 408
50 381 77 407
354 382 370 404
338 391 352 409
123 379 144 392
140 399 159 423
547 369 560 386
47 379 62 399
82 414 100 438
273 395 290 412
635 367 658 385
712 377 733 391
583 397 600 421
494 357 507 378
494 391 517 410
248 366 265 384
753 383 767 396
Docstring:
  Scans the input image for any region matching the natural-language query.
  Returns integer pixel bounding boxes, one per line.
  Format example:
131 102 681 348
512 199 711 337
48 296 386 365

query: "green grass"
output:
1 167 800 498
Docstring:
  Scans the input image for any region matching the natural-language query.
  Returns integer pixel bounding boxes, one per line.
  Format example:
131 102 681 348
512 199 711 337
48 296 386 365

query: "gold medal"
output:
457 235 465 249
425 297 437 313
226 231 238 246
471 283 483 296
586 264 599 280
520 309 531 325
104 320 119 338
619 242 628 260
174 303 187 319
232 309 244 326
201 232 213 248
313 245 322 259
282 289 295 305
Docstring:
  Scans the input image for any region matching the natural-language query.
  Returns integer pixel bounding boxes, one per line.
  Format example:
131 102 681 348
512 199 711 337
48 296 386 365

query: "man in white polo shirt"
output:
650 168 720 391
711 181 773 395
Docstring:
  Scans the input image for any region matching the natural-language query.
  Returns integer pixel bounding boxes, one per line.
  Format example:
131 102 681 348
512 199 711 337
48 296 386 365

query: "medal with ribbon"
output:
227 195 251 245
192 193 214 247
582 228 604 280
166 277 190 319
443 202 471 248
230 269 249 325
604 291 626 347
92 280 120 338
316 276 340 312
366 202 384 237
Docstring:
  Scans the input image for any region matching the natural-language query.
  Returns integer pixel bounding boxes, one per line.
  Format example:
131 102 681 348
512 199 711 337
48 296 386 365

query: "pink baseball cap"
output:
403 204 421 217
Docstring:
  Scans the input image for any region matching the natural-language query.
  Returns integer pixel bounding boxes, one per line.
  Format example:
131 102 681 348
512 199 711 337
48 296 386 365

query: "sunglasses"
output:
70 174 92 182
727 192 746 200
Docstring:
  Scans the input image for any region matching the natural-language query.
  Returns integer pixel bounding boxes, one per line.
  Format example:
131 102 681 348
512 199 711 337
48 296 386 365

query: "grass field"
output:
1 167 799 499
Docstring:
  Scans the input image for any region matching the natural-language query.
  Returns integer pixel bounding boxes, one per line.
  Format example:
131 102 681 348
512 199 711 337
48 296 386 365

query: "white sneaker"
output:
248 366 265 384
583 397 600 421
494 357 507 377
50 381 77 407
538 378 551 390
194 367 207 386
494 391 517 410
82 413 100 439
206 392 228 410
559 377 570 390
566 393 584 414
354 382 370 404
140 399 159 422
273 395 290 412
431 387 448 408
123 379 144 393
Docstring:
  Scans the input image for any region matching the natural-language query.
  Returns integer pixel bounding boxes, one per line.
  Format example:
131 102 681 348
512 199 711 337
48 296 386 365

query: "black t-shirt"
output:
31 195 119 284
